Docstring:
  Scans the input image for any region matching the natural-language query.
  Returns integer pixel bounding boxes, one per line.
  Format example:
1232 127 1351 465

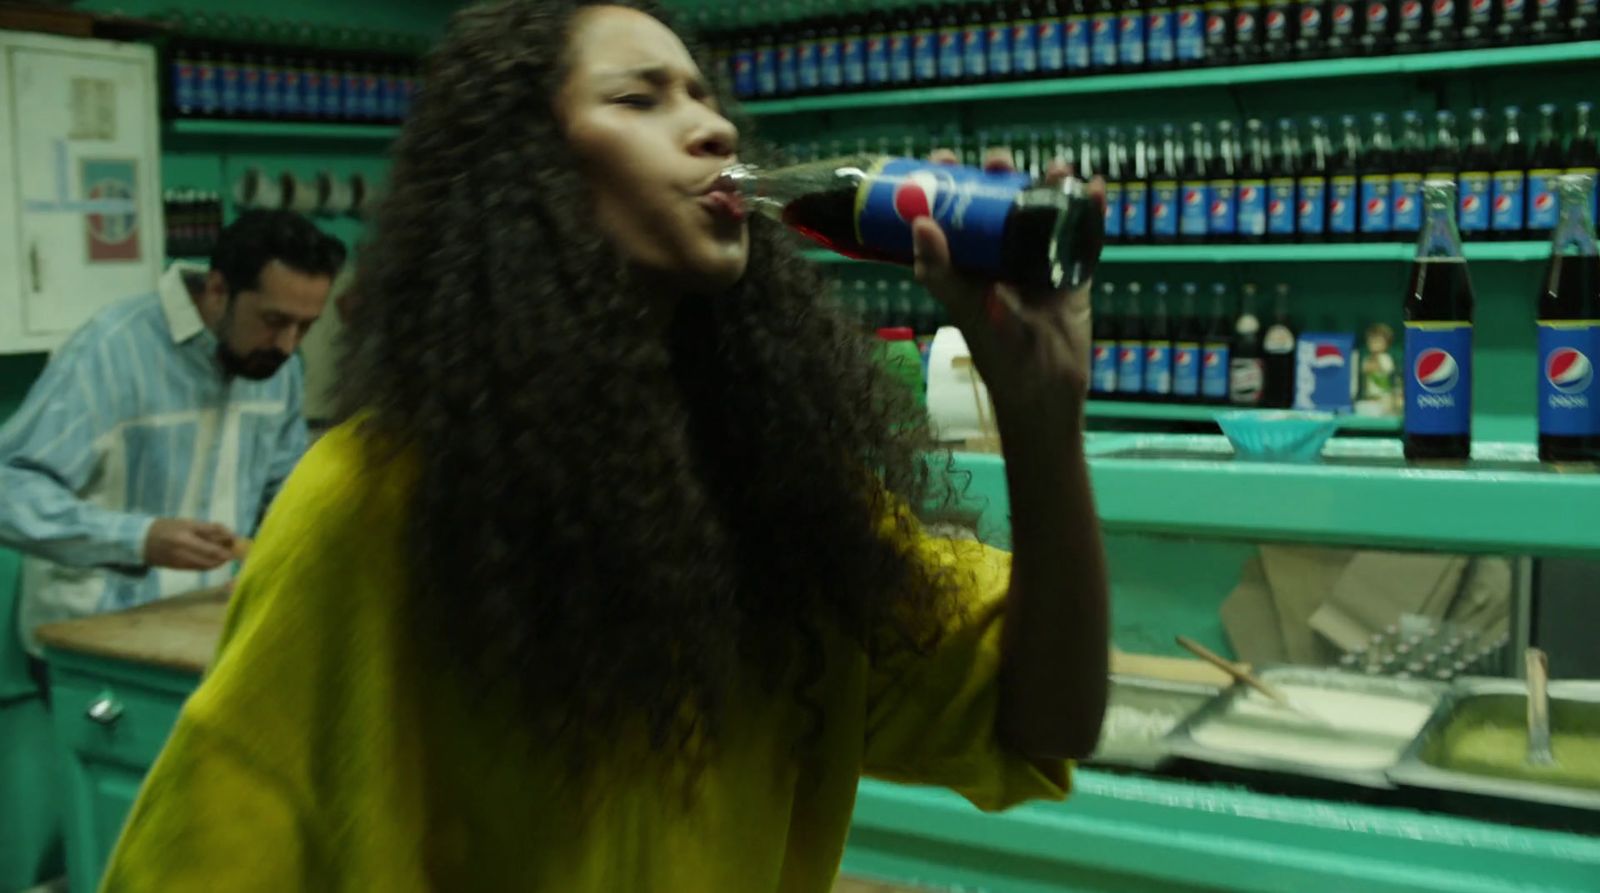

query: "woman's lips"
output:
699 189 746 221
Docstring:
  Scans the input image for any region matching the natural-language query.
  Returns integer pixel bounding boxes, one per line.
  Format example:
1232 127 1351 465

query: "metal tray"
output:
1086 674 1220 771
1161 666 1448 789
1388 678 1600 811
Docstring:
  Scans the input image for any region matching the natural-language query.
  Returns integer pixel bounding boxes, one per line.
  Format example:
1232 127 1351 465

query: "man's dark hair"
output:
210 209 347 297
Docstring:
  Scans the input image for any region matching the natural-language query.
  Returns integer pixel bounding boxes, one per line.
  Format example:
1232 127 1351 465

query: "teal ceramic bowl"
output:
1216 410 1339 463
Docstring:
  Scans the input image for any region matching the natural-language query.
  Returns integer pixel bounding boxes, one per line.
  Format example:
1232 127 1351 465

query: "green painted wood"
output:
802 242 1550 266
0 695 65 891
165 119 401 142
1086 401 1401 432
842 775 1600 893
947 439 1600 559
745 41 1600 117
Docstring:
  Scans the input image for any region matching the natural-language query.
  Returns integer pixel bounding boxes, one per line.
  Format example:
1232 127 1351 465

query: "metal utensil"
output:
1525 648 1555 767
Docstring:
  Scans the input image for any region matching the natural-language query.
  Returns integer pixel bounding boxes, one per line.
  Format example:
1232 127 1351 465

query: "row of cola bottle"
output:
1090 281 1303 408
708 0 1600 100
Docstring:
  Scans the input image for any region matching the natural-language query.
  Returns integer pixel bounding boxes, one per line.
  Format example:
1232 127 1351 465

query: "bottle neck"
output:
1417 184 1465 259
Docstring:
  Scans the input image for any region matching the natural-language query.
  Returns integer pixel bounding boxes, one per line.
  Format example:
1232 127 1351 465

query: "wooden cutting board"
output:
33 588 229 675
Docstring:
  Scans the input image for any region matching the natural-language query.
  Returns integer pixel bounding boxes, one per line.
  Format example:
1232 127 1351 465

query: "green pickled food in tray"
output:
1433 697 1600 791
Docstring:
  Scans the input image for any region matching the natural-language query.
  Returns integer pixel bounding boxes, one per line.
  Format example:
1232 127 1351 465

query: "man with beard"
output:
0 210 344 658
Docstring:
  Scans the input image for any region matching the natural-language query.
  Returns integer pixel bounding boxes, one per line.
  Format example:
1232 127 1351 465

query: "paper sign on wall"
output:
82 158 140 262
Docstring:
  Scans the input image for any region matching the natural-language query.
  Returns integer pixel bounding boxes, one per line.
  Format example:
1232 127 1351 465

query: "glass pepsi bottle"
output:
1392 110 1427 242
1092 281 1122 397
1528 104 1564 236
1151 123 1183 243
1144 282 1175 399
1490 106 1528 242
1299 116 1333 242
1458 108 1494 239
1267 117 1300 242
1403 180 1475 461
1118 282 1148 400
1229 282 1266 406
1173 282 1204 401
1181 121 1213 242
1362 113 1395 242
1294 0 1327 56
1201 282 1234 404
1537 173 1600 461
1239 118 1270 242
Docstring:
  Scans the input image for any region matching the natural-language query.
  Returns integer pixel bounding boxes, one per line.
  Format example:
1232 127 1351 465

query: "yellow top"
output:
100 421 1069 893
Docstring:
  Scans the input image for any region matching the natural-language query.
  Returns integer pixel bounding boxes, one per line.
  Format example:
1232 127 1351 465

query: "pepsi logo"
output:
1331 198 1347 215
1015 26 1031 37
1269 198 1286 215
1094 19 1112 33
1242 186 1260 202
891 168 958 223
1123 203 1140 219
1154 203 1171 219
1493 195 1512 213
1094 345 1112 361
1298 198 1313 215
1433 0 1453 10
1368 2 1388 20
1204 352 1222 368
1176 351 1194 368
735 59 751 73
1180 11 1199 25
1120 348 1139 363
1067 21 1083 34
1506 0 1524 10
1311 344 1347 368
1334 4 1356 22
1185 190 1204 206
1462 195 1482 213
1147 347 1165 362
1207 14 1226 33
1534 193 1556 212
1395 196 1416 214
1402 0 1423 16
1267 10 1287 27
1367 198 1386 214
940 34 957 47
1540 0 1558 7
1211 199 1230 216
1414 348 1461 393
1302 7 1323 23
1471 0 1489 11
1236 13 1256 29
1547 347 1594 394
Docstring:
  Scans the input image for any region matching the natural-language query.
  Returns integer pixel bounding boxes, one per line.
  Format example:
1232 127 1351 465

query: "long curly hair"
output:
337 0 960 767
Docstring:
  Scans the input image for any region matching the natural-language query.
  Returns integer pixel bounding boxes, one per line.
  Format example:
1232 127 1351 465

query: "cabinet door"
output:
58 755 145 893
8 42 160 341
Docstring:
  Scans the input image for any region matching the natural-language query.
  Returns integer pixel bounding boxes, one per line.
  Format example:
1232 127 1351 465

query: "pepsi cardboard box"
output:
1294 333 1357 413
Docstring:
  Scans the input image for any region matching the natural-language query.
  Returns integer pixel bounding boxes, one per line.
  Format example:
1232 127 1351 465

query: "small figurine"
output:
1357 323 1401 416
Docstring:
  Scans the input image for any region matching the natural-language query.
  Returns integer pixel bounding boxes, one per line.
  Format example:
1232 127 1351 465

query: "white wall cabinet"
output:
0 30 162 355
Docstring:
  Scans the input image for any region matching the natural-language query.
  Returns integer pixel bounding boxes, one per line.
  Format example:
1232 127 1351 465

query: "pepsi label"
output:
342 70 363 119
1361 174 1393 235
1118 341 1147 395
1205 3 1231 51
913 30 938 81
1466 0 1493 25
963 26 990 76
197 60 219 114
1538 322 1600 436
1066 15 1092 69
1152 181 1181 238
1038 19 1067 71
1267 178 1297 236
1329 175 1358 236
1124 181 1151 239
1092 339 1120 394
1144 345 1175 394
1238 179 1268 238
842 34 867 86
1209 180 1238 237
778 43 799 94
240 63 262 116
1148 8 1177 63
866 34 890 86
1265 5 1290 40
798 38 821 90
1398 0 1425 27
1202 343 1232 399
1367 0 1390 30
1104 182 1125 239
988 24 1014 77
820 36 843 89
300 69 322 119
756 45 779 95
1012 21 1039 73
888 32 912 84
1301 2 1325 34
1331 0 1359 34
1432 0 1459 28
733 49 757 98
1491 170 1526 234
1173 342 1202 396
1404 322 1473 436
1295 334 1357 412
173 60 196 113
1528 170 1561 232
1235 8 1259 42
1458 172 1492 233
1298 177 1327 235
1176 4 1207 61
1392 173 1423 233
937 28 964 81
220 63 241 116
856 160 1033 279
1500 0 1525 15
1121 10 1148 65
262 66 282 116
280 67 301 117
1180 182 1211 237
1091 14 1119 68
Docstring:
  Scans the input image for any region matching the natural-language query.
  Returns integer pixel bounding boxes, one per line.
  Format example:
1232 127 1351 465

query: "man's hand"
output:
144 519 237 571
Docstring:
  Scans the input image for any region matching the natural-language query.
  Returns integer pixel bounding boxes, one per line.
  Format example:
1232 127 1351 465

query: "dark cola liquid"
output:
1404 257 1475 460
781 185 1103 291
1539 252 1600 461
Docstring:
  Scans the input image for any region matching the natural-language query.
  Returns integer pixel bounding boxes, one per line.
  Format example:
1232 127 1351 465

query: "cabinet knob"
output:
86 694 124 726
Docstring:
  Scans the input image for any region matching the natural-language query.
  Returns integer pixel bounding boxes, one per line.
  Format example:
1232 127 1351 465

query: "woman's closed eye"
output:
612 93 658 110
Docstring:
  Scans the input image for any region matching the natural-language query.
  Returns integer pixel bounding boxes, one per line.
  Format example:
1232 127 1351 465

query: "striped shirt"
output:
0 262 307 652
